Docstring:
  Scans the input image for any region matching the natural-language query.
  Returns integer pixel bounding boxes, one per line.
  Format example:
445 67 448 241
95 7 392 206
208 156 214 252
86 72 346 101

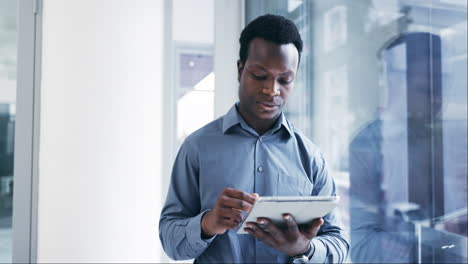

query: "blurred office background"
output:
1 0 466 263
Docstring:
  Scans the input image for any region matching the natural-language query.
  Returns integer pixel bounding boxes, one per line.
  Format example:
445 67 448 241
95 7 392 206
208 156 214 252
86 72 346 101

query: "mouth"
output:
256 102 279 111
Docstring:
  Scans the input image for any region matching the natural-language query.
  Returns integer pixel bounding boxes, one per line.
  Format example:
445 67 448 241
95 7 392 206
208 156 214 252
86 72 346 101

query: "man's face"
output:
237 38 299 122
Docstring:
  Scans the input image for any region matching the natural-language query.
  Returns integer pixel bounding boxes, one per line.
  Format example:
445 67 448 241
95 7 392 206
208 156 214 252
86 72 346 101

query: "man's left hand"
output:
245 214 323 256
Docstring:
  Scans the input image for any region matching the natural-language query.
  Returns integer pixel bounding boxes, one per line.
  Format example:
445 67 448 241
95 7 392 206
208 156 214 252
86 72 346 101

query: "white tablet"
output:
237 196 339 234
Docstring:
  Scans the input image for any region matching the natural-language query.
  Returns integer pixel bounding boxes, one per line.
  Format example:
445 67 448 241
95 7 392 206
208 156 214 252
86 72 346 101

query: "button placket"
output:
257 137 263 173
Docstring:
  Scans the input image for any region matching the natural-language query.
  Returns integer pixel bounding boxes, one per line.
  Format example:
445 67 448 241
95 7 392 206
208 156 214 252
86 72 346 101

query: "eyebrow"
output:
250 63 293 76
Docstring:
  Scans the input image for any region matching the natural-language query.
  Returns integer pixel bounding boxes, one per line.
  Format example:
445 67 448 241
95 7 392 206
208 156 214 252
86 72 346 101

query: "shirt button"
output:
259 137 263 142
258 166 263 172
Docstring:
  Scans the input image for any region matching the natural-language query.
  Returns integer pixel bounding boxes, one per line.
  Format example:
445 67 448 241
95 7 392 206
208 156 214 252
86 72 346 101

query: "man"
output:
159 14 349 263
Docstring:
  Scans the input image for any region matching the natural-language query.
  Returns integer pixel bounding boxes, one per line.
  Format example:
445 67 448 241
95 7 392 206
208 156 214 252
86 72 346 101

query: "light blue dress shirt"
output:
159 104 349 263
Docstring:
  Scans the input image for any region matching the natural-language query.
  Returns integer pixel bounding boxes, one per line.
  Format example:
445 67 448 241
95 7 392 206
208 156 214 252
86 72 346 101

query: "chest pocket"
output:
276 173 313 196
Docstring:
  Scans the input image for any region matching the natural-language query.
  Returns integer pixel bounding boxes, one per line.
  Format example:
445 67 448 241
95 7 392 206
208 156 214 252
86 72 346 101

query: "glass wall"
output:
246 0 467 263
0 0 17 263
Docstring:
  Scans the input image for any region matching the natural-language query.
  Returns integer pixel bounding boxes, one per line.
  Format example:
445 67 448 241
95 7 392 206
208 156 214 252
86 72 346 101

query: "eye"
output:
279 79 293 85
252 74 267 81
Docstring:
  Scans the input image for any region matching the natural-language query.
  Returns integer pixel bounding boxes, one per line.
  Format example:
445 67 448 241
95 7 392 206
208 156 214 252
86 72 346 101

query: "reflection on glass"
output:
350 38 415 263
0 0 16 262
440 15 468 238
246 0 467 263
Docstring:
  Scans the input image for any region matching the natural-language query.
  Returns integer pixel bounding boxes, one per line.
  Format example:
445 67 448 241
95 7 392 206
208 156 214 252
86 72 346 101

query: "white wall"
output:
38 0 163 262
172 0 214 44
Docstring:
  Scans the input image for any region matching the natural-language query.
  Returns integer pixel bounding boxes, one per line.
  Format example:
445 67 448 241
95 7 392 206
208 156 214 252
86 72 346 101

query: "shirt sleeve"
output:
159 140 215 260
308 152 350 264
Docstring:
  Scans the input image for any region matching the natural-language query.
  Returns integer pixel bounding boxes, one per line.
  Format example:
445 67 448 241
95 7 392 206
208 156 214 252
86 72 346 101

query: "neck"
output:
238 106 280 136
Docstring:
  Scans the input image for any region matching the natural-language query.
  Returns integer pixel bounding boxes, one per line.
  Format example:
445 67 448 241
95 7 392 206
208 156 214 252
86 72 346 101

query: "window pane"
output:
245 0 467 263
172 0 215 148
176 52 214 145
0 0 17 262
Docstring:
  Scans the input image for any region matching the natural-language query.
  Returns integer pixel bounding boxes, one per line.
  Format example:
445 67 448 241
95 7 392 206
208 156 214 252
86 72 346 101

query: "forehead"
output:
245 38 299 72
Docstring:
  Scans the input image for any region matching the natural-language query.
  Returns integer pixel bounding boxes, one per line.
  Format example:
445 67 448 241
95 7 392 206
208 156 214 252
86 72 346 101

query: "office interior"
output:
0 0 466 263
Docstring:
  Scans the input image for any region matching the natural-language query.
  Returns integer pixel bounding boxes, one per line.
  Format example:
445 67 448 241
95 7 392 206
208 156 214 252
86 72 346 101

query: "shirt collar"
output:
222 103 294 137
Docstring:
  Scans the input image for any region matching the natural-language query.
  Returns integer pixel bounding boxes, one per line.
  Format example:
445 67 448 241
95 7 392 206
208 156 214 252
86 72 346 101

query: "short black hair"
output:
239 14 303 66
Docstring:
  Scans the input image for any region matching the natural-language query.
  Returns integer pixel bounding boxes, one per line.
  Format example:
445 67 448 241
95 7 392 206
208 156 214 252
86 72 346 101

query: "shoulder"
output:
182 115 224 149
175 117 224 166
288 121 324 161
349 119 381 150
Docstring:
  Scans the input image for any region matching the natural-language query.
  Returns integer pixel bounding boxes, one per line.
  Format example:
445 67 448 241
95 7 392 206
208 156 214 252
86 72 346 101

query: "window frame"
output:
12 0 42 262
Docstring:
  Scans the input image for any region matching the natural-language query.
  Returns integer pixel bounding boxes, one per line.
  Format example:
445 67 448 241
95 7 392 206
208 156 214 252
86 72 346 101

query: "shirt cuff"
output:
308 238 327 264
185 209 217 251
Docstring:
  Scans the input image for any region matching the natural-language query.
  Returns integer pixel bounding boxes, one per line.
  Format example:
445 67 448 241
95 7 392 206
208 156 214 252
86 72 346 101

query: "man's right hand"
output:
201 188 258 236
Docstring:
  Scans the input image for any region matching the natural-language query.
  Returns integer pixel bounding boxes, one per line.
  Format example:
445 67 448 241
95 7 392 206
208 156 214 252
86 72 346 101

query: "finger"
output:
303 218 324 239
218 207 243 223
256 217 283 240
220 218 239 230
299 217 323 232
219 195 254 212
245 222 277 247
283 214 300 234
223 188 257 204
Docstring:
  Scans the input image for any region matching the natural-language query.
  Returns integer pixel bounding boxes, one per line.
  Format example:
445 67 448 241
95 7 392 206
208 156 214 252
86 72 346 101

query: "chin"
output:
256 110 280 120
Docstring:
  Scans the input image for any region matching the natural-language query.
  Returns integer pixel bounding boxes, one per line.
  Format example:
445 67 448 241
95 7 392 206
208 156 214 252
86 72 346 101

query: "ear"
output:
237 60 244 83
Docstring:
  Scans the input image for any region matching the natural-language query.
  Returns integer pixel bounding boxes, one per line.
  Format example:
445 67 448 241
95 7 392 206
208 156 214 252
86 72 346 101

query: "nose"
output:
262 80 280 97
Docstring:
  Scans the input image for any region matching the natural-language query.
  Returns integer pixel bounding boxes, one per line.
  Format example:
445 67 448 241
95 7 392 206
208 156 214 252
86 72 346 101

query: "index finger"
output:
223 188 257 205
282 213 300 234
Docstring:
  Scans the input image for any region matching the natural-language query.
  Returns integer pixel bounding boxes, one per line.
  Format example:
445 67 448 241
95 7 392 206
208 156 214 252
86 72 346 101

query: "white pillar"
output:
214 0 244 118
38 0 164 262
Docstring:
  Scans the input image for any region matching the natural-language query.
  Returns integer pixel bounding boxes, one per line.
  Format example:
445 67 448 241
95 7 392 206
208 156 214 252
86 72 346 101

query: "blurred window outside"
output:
0 0 17 263
246 0 467 263
175 46 214 146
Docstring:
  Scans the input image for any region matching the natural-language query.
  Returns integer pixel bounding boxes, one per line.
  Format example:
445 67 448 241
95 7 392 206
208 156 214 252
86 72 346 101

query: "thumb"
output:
251 193 260 200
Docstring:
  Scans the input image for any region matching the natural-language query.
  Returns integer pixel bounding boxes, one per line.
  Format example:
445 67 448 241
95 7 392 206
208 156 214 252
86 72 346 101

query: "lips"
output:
259 102 277 107
256 102 279 111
